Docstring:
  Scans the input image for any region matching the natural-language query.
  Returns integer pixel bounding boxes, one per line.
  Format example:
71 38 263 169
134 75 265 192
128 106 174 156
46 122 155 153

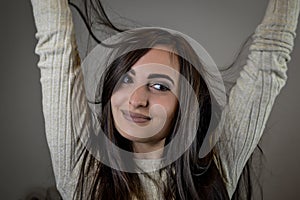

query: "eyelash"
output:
121 74 170 92
148 83 170 92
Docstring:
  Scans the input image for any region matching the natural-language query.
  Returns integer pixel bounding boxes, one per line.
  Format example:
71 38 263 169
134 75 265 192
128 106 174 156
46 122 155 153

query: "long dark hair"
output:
69 0 262 199
74 28 229 200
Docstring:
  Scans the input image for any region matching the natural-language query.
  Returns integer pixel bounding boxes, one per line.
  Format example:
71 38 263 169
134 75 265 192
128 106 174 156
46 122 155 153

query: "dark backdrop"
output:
0 0 299 199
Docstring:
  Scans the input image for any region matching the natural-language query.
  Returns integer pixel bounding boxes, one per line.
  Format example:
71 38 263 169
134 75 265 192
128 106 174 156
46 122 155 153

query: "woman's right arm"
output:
31 0 90 198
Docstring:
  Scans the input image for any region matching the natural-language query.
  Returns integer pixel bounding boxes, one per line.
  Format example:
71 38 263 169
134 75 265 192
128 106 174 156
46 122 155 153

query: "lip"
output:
121 110 151 123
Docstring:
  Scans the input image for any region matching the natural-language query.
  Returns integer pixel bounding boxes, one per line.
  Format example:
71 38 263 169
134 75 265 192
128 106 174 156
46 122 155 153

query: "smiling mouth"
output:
121 110 151 123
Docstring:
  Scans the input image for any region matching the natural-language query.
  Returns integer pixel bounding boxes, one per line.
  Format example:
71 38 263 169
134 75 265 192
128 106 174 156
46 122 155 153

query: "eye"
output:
122 74 133 84
149 83 170 92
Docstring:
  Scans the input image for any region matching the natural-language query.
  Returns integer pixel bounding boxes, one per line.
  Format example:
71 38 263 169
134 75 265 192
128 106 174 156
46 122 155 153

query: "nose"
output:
129 86 149 108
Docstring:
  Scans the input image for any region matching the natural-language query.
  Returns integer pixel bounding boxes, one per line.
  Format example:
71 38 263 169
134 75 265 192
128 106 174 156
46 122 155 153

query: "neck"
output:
133 139 165 159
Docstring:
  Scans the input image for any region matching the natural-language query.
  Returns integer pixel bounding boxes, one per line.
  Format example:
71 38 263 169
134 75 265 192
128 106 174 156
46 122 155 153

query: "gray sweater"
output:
31 0 300 199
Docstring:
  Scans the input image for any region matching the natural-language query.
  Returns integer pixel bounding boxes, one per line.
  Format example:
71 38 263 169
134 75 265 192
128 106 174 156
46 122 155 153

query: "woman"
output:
31 0 300 199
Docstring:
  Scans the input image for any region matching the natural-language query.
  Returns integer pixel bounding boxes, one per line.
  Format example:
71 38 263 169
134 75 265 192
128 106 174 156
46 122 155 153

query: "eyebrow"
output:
129 69 175 85
148 74 174 85
128 69 135 75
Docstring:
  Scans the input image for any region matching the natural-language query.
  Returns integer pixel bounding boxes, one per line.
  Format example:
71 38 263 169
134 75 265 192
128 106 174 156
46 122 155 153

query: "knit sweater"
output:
31 0 300 199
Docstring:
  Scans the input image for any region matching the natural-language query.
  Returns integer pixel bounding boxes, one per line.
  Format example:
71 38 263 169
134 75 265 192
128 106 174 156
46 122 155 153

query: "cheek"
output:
111 92 124 120
110 94 118 109
166 101 178 123
165 94 178 114
152 95 178 119
164 97 179 130
152 97 178 138
111 90 127 109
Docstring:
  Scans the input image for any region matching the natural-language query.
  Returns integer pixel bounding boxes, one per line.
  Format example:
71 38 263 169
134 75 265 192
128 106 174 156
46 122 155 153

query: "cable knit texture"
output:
30 0 299 199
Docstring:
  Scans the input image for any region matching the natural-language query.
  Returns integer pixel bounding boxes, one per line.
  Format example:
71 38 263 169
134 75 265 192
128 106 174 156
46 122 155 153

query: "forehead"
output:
131 46 180 72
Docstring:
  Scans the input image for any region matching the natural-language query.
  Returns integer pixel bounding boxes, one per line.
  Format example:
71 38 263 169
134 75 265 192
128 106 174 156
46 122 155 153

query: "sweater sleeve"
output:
214 0 300 197
31 0 90 199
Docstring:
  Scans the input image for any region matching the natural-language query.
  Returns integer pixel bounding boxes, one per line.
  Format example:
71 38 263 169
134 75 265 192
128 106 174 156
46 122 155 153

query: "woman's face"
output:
111 46 180 145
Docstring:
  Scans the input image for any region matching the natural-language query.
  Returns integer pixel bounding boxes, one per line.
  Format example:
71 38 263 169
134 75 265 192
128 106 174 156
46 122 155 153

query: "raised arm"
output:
31 0 90 198
214 0 300 197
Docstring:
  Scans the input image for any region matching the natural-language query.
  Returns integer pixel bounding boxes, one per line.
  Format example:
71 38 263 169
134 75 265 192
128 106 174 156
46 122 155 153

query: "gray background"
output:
0 0 299 199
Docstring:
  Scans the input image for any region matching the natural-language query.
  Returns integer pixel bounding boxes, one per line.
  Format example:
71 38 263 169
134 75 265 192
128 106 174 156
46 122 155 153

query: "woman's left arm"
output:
213 0 300 198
